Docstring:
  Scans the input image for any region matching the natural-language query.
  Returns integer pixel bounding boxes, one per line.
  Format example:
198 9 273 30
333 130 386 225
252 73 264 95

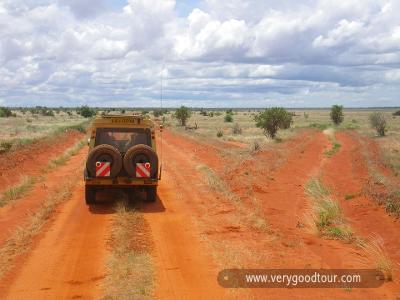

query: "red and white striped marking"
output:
136 162 151 178
96 161 111 177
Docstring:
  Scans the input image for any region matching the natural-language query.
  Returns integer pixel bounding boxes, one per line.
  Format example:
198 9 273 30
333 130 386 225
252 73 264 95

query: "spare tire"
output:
86 144 122 178
123 144 158 178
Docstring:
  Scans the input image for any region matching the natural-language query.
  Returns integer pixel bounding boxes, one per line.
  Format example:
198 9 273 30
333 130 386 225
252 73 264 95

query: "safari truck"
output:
84 114 161 204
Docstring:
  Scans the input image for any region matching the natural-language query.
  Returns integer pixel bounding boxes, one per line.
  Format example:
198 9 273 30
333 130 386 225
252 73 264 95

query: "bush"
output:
77 105 96 118
232 123 242 135
252 140 260 152
153 109 163 117
330 105 344 125
369 112 387 136
224 113 233 123
0 107 12 118
41 109 55 117
255 107 293 139
216 130 223 138
199 109 208 116
393 110 400 116
174 106 191 126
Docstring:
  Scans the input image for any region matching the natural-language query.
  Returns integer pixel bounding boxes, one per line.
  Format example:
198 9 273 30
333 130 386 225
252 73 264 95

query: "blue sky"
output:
0 0 399 107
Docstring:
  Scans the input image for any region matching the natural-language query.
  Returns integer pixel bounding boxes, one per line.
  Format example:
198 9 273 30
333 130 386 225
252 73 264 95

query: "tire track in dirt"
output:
1 149 112 300
159 129 395 299
0 146 87 247
141 137 229 299
0 131 84 192
322 131 400 295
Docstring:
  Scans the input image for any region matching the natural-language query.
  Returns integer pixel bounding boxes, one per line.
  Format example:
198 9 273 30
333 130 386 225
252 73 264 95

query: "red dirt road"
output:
0 128 399 299
0 131 83 192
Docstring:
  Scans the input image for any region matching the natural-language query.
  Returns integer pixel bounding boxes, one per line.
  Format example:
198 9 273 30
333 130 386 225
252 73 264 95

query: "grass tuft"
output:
359 235 395 281
48 140 86 169
0 174 80 278
102 199 154 300
0 176 36 206
306 178 353 242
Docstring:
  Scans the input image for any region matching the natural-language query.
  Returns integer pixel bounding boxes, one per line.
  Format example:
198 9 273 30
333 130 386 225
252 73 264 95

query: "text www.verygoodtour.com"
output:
218 269 385 288
245 272 360 287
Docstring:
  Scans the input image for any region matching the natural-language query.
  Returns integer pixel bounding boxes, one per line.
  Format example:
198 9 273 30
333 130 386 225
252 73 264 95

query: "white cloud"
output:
0 0 400 107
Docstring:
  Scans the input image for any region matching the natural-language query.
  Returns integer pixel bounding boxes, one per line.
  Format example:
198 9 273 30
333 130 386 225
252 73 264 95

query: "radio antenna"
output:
159 63 165 180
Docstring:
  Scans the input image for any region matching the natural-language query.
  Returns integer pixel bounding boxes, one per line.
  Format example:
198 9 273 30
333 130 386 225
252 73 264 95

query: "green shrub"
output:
224 113 233 123
254 107 293 139
174 106 191 126
216 130 223 138
0 107 12 118
393 110 400 116
199 109 208 116
369 112 387 136
41 109 55 117
153 109 164 117
77 105 96 118
330 105 344 125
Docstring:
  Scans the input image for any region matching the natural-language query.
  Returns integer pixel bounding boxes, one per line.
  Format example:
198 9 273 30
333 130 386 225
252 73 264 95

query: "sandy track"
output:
323 132 400 282
142 135 228 299
1 128 399 299
2 185 111 299
0 146 87 247
1 147 111 299
0 131 83 192
157 129 397 299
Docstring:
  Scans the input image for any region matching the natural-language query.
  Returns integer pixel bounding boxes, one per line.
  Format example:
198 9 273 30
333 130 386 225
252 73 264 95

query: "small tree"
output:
174 106 191 126
330 105 344 125
153 109 163 117
369 112 387 136
78 105 96 118
0 107 12 118
224 113 233 122
255 107 293 139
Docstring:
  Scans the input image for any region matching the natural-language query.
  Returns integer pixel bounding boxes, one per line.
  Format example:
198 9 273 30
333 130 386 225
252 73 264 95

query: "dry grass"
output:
197 164 241 203
0 139 86 207
162 108 399 153
305 178 354 242
0 172 80 279
102 199 154 300
359 235 395 281
48 139 86 169
0 115 89 154
323 128 341 157
0 176 36 206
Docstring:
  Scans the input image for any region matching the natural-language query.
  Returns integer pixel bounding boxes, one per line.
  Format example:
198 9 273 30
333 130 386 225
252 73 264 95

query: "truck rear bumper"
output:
85 177 158 187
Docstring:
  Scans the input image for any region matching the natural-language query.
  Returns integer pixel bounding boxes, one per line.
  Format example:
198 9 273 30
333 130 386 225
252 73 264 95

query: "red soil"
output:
1 128 399 299
0 131 84 192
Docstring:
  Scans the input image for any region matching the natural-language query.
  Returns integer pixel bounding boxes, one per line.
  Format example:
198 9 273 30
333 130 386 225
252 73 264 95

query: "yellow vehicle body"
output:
84 114 160 204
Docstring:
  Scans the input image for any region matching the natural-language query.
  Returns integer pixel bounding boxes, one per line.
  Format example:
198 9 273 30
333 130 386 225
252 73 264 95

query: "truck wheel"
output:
85 186 96 205
86 144 122 178
146 186 157 202
123 144 158 178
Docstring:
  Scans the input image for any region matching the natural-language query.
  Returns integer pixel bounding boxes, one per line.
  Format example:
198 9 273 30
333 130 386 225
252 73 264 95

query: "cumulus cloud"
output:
0 0 399 107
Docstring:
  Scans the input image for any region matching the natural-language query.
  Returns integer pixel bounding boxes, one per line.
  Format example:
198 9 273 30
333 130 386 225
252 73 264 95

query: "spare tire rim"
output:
133 153 150 165
97 153 114 164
